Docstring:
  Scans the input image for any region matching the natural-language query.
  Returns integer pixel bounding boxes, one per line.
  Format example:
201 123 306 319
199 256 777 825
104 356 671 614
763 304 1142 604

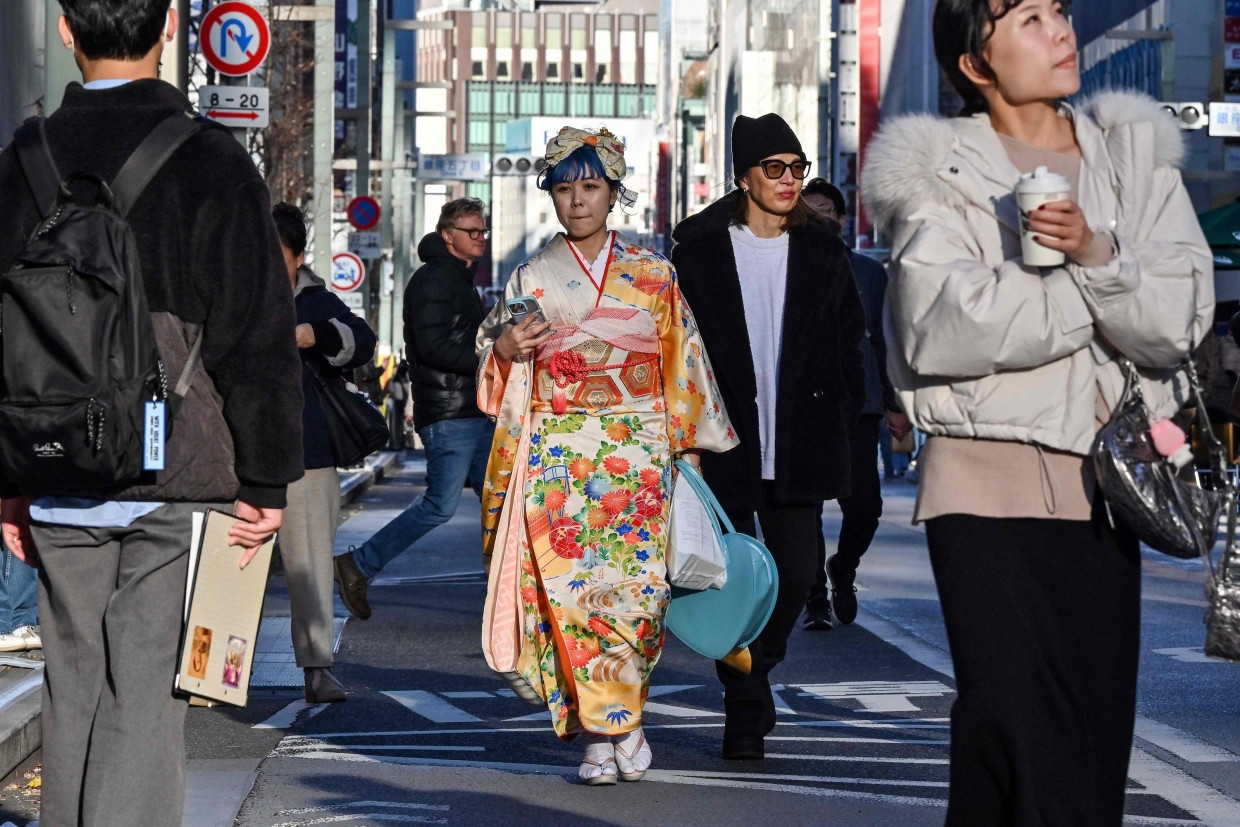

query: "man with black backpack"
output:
0 2 303 823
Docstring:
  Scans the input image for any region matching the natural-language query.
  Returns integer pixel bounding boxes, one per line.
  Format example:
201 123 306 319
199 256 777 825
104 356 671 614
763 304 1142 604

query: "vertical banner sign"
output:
855 0 881 246
334 0 360 148
657 141 670 241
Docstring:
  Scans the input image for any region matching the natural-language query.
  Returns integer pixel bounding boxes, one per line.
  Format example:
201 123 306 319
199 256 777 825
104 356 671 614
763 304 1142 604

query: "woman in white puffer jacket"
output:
861 0 1213 824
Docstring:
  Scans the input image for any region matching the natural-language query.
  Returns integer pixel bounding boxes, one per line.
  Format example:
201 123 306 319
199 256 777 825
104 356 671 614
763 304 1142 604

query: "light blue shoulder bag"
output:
664 459 779 660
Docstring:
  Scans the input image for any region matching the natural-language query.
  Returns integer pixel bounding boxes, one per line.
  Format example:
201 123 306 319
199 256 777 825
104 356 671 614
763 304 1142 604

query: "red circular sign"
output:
331 253 366 293
347 196 381 231
201 2 271 77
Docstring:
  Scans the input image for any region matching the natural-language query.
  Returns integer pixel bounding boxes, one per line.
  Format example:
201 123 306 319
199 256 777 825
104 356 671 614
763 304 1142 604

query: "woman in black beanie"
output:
671 113 866 759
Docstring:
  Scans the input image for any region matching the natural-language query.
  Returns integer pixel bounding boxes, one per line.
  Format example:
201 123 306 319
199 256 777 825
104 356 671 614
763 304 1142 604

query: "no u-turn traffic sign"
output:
201 2 271 76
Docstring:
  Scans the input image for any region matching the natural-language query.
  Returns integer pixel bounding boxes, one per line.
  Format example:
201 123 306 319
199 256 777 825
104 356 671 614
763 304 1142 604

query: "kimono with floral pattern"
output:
476 232 737 739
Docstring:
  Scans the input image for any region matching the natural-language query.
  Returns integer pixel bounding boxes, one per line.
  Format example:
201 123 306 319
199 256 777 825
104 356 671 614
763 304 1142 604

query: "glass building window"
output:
521 62 534 82
618 86 639 118
468 82 491 115
468 120 491 150
570 86 590 117
467 181 489 202
593 86 615 118
547 62 560 80
619 30 637 85
518 82 540 116
570 15 587 50
594 29 612 84
496 60 511 79
544 83 566 116
546 17 562 50
471 60 485 79
644 30 658 86
471 14 487 48
494 82 515 116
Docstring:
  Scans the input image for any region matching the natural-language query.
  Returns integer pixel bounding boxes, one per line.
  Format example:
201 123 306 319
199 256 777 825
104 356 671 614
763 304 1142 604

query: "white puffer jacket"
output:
861 91 1214 456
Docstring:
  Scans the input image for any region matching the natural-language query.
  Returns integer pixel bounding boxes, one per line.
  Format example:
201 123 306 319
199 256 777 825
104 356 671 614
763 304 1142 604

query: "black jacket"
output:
671 191 866 510
404 232 486 430
295 267 378 469
847 250 900 416
0 80 303 507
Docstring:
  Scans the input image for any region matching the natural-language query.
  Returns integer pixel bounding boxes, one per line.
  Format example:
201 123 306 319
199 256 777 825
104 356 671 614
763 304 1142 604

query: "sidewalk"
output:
0 450 401 799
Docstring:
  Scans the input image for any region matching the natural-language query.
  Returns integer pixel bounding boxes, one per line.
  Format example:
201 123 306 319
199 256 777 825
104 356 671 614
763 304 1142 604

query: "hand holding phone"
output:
495 295 552 363
506 295 547 325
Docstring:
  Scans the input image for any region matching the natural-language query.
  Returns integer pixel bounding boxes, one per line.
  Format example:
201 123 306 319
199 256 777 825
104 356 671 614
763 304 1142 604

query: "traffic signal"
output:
492 155 548 176
1161 102 1209 130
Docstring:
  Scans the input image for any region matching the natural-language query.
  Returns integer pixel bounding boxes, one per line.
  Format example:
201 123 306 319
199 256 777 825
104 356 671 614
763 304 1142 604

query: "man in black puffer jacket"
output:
334 198 493 618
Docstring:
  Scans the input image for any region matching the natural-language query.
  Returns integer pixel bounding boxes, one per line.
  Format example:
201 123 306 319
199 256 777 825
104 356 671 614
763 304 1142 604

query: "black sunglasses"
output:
758 158 812 180
451 226 491 240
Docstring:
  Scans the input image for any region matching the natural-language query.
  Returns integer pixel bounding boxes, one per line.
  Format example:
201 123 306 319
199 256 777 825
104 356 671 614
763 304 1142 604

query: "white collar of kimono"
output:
566 231 614 290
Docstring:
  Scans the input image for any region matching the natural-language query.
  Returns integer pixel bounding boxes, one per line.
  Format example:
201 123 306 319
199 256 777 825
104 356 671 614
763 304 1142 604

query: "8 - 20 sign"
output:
198 85 269 129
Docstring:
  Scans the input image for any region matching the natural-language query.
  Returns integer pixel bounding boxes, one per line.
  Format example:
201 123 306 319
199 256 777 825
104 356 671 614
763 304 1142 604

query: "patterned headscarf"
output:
543 126 627 182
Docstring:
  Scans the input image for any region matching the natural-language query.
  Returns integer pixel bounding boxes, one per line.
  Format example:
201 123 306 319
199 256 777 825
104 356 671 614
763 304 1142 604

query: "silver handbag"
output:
1204 508 1240 662
1092 358 1228 560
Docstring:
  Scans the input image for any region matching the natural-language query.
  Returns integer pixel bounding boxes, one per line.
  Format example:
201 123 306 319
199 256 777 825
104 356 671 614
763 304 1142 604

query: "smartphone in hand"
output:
506 295 547 325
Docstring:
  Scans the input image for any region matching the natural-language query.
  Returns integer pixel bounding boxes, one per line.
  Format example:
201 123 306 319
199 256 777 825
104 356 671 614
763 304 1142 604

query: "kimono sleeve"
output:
656 262 739 456
475 263 530 417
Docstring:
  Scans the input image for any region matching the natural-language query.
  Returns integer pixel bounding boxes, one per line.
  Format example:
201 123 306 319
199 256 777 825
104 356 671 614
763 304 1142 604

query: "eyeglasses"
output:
758 159 812 180
451 226 491 240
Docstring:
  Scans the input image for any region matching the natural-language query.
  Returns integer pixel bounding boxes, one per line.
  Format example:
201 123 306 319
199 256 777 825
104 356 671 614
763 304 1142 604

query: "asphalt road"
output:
184 456 1240 827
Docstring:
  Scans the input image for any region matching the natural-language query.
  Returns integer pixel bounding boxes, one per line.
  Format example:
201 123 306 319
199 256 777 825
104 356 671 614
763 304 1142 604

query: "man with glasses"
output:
334 199 494 618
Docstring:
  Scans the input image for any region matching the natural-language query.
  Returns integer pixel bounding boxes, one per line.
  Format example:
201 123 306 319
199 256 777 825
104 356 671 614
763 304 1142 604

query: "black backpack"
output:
0 113 208 495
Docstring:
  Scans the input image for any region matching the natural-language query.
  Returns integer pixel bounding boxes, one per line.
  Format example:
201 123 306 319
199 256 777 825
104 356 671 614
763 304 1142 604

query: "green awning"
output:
1199 200 1240 248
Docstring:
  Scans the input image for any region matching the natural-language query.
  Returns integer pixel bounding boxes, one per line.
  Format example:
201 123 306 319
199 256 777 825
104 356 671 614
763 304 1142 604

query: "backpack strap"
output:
111 113 211 218
13 118 67 219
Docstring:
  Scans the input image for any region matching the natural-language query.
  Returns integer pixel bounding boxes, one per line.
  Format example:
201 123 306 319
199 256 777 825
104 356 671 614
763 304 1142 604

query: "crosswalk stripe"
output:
382 691 482 723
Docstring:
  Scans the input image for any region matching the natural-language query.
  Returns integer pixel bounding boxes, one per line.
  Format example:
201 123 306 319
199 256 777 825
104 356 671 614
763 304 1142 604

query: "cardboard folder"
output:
175 509 273 707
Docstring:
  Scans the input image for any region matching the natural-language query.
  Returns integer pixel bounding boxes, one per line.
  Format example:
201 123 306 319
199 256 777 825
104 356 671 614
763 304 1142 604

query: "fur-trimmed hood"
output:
861 90 1186 233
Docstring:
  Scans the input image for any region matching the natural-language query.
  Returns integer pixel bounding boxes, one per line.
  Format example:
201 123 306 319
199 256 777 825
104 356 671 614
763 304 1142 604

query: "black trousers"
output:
925 508 1140 827
716 481 821 736
809 414 883 606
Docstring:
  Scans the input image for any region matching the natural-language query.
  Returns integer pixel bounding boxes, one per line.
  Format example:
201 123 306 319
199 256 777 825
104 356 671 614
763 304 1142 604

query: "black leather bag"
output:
304 360 388 468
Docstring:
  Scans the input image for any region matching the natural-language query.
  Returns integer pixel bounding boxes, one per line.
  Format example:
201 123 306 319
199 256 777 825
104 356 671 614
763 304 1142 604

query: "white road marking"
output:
439 691 493 699
270 815 446 826
276 743 484 754
765 753 948 765
795 681 954 713
785 720 950 730
1152 647 1218 664
768 683 798 715
275 802 449 816
0 670 42 708
382 690 482 723
1134 716 1240 763
1127 748 1240 824
253 700 332 730
1143 594 1209 608
765 736 947 745
852 607 956 678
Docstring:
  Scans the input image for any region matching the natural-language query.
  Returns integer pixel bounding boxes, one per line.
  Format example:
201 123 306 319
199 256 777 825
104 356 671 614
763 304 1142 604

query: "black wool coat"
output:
671 190 866 511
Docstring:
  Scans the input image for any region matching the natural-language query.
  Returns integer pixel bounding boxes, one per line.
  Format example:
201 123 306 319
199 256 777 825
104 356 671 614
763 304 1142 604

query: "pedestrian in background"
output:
477 126 736 784
0 1 304 820
672 114 866 760
0 529 38 653
799 178 910 631
862 0 1213 822
333 199 494 619
273 202 376 704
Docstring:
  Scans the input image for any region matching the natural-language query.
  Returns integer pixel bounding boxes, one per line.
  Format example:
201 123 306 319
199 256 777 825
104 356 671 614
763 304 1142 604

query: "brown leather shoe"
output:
334 549 372 620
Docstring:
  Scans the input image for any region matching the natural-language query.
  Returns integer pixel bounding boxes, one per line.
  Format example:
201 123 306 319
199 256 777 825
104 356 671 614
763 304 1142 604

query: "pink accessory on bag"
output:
1150 418 1194 470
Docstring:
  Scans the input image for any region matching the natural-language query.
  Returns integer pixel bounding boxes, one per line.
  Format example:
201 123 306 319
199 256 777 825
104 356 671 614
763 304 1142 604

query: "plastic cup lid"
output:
1016 165 1071 194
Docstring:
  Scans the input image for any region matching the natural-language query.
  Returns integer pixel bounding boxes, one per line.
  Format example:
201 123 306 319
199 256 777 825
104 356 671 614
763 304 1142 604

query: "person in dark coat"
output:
799 179 912 630
333 198 494 618
273 203 376 703
671 113 866 760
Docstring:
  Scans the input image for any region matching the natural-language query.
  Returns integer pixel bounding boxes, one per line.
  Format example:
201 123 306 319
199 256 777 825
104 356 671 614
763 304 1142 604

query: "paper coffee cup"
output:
1015 165 1071 267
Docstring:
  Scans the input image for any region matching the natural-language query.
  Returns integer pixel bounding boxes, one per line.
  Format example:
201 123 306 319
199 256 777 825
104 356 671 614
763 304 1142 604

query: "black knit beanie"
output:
732 113 805 180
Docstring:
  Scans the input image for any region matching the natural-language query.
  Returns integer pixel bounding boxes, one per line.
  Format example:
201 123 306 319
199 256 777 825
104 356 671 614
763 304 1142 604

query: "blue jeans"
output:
0 544 38 632
353 417 494 579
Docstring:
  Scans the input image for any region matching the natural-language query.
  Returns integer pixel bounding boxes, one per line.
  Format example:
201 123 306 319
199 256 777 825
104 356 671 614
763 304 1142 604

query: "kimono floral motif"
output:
477 233 737 740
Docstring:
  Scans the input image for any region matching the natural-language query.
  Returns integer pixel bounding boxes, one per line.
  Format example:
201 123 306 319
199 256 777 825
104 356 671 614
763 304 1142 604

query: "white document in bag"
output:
666 470 728 591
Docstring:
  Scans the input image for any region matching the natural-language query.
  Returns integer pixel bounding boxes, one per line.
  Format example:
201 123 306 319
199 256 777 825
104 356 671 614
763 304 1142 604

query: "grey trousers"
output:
281 467 339 667
33 501 227 827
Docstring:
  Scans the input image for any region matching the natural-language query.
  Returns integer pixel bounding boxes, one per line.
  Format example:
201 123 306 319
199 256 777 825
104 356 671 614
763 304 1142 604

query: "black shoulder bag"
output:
304 358 389 468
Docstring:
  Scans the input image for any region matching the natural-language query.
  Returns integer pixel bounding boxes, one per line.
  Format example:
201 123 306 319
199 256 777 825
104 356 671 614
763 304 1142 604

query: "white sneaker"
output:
0 626 40 652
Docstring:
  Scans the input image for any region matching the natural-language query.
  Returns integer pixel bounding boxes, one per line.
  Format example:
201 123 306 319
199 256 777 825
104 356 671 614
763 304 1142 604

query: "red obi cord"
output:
546 349 658 414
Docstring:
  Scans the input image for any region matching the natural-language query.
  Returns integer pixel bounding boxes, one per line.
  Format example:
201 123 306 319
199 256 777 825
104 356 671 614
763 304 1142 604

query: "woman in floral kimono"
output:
476 126 737 785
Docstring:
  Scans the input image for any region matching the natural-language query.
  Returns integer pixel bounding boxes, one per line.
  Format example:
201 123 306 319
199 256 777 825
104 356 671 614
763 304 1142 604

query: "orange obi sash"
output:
534 307 660 414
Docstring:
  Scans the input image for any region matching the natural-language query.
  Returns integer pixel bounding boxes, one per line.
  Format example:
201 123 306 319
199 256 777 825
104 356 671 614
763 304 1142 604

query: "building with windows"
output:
416 0 660 210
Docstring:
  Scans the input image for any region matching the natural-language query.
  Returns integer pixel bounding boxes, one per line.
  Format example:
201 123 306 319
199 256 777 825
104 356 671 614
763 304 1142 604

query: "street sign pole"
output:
312 0 334 291
378 16 398 353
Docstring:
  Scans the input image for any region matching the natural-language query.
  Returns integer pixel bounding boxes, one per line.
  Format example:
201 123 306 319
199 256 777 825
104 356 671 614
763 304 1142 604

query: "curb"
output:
0 450 403 788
